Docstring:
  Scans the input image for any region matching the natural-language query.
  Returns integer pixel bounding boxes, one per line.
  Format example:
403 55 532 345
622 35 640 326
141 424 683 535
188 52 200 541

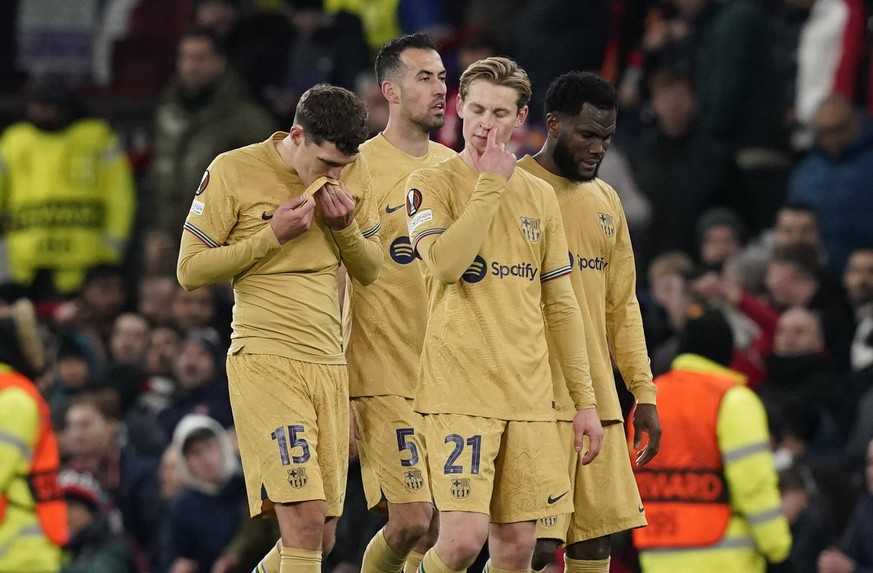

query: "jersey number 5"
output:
271 425 311 465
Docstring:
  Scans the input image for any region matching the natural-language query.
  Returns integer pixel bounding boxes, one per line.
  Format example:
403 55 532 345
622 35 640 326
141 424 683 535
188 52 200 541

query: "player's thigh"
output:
309 360 349 518
352 396 431 510
535 420 577 542
421 413 504 515
491 420 573 523
227 352 346 518
567 422 647 544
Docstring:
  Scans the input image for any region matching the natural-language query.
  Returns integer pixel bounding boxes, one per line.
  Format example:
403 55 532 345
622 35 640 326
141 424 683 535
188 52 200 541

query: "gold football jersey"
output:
518 155 656 422
178 132 381 364
407 155 585 421
345 134 456 398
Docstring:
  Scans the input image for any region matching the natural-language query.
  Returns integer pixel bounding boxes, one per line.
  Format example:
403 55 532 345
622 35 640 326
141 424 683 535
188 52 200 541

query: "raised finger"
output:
486 128 498 149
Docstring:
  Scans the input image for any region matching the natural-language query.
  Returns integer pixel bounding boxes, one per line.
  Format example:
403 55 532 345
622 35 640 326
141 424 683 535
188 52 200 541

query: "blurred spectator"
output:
172 284 223 336
157 331 233 437
697 208 746 272
632 309 792 572
646 251 696 375
138 276 178 328
816 438 873 573
62 391 162 559
147 325 183 380
0 299 67 572
790 0 866 151
93 0 193 96
788 95 873 276
325 0 450 52
109 312 150 367
774 202 824 252
596 148 652 238
159 445 185 501
161 414 246 573
150 29 275 239
626 67 741 276
47 335 98 427
766 243 855 370
53 264 129 363
844 248 873 372
59 469 136 573
0 75 135 300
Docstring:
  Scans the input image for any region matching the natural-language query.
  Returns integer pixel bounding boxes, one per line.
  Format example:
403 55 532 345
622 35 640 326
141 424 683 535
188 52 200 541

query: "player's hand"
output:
270 194 315 244
315 182 356 231
573 407 604 465
818 548 856 573
169 558 198 573
472 128 516 180
632 403 662 467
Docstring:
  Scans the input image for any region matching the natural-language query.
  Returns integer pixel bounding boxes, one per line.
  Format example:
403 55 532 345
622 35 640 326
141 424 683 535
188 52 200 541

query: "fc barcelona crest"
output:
539 516 558 528
404 469 424 491
450 478 471 499
520 217 542 242
287 467 307 489
597 212 615 237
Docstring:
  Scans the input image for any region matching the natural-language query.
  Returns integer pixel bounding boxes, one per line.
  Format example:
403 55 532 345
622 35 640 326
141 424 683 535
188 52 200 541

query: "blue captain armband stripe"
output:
362 220 381 238
541 265 572 282
183 221 221 248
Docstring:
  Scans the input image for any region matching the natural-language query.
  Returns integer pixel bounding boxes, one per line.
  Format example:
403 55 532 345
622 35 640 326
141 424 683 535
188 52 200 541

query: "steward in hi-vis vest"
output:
630 310 791 573
0 299 67 572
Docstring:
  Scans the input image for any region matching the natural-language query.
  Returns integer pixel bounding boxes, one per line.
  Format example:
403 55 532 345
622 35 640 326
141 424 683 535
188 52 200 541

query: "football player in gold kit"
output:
405 57 603 573
177 84 382 573
518 72 661 573
345 33 455 573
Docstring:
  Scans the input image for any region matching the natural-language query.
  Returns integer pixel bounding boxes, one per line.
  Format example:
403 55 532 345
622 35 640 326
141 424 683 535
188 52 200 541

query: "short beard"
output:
553 137 594 182
409 111 445 133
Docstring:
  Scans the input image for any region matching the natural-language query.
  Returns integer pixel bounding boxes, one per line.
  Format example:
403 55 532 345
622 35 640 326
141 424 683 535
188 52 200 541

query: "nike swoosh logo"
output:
547 491 569 504
386 204 404 214
639 504 645 513
261 212 274 220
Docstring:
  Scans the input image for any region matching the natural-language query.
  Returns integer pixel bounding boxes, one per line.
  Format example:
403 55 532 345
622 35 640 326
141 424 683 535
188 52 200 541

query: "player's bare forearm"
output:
333 222 382 286
177 225 280 290
542 276 596 410
414 174 505 284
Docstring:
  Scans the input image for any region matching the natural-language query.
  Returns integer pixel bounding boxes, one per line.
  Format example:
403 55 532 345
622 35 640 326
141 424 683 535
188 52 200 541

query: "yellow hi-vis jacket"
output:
0 119 135 295
635 354 792 573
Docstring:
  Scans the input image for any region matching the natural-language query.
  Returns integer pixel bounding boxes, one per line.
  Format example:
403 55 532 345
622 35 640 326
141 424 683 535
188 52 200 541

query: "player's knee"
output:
490 527 536 569
389 503 433 543
532 539 559 571
450 533 488 568
566 536 611 561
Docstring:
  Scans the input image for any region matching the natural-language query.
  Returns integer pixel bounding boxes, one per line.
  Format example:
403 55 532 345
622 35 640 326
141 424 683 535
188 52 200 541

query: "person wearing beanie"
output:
58 470 135 573
161 414 246 573
630 309 792 572
0 298 67 572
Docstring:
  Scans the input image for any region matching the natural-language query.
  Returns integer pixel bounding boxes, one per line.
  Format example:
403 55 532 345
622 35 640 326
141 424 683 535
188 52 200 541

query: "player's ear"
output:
455 93 464 119
545 113 560 137
515 105 529 128
289 125 305 146
382 80 400 105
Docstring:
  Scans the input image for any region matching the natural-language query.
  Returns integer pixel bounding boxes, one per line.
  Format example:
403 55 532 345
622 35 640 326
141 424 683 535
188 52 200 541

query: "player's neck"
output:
274 136 297 174
532 146 560 177
382 117 430 157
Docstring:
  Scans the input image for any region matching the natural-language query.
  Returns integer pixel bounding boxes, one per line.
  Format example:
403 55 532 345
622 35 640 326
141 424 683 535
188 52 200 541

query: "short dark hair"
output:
778 201 817 217
678 309 734 366
180 28 228 58
294 84 369 156
375 33 438 85
647 66 693 95
181 427 218 455
544 71 616 117
772 243 821 280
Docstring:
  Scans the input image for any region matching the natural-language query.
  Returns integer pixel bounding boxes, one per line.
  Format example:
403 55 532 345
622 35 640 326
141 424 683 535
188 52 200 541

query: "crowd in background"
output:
1 0 873 571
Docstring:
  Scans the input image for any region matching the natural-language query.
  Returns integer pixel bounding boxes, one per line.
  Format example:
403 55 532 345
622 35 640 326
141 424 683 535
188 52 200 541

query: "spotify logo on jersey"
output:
462 256 488 283
390 237 416 265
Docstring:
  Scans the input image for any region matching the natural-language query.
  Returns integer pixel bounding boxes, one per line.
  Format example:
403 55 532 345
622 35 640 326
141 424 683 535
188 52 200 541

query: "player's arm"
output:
323 156 382 286
177 162 301 291
0 387 39 491
604 192 661 464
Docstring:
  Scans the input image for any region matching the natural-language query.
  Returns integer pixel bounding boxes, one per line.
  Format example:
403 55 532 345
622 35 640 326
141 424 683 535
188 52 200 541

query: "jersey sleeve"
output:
177 159 281 290
408 168 505 284
332 155 382 285
604 188 657 405
540 189 596 410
